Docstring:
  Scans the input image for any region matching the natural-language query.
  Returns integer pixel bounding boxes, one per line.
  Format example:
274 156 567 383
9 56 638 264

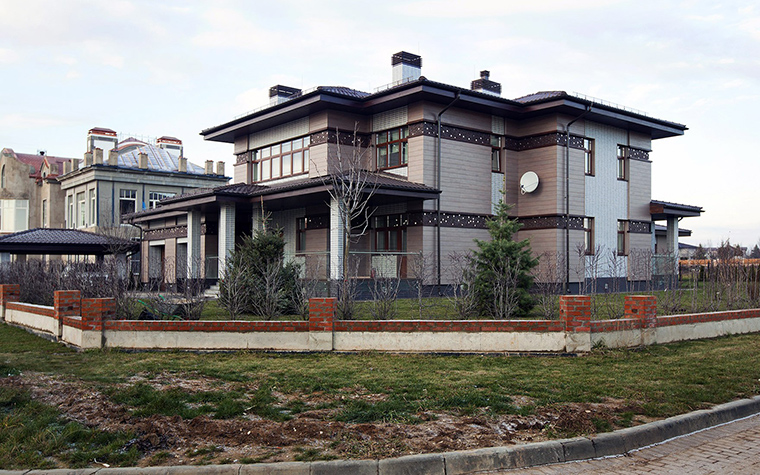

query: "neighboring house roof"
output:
0 228 138 255
115 140 206 174
3 149 73 180
654 224 692 237
512 91 567 104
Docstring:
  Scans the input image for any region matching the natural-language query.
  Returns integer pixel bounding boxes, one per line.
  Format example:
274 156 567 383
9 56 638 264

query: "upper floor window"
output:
1 165 6 188
77 192 86 227
0 199 28 233
376 126 408 170
617 145 627 180
89 189 96 226
584 139 594 175
149 191 176 209
256 136 310 182
491 135 502 172
119 189 137 218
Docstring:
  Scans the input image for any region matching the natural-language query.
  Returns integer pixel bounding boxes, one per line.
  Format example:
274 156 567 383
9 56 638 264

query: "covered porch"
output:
650 200 704 276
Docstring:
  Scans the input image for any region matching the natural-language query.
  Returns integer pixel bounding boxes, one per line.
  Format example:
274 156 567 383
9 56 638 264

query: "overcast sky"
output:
1 0 758 248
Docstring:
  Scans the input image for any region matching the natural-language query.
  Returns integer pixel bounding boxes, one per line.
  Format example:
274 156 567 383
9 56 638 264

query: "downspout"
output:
436 92 460 289
564 104 592 294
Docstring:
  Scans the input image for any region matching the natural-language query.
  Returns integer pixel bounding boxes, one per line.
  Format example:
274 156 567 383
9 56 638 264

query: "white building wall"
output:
585 122 629 278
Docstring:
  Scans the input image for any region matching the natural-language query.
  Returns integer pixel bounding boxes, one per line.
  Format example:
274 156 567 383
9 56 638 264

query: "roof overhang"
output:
650 200 704 221
0 229 139 256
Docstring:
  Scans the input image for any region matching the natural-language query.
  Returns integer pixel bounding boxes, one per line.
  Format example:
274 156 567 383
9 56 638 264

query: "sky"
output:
0 0 758 249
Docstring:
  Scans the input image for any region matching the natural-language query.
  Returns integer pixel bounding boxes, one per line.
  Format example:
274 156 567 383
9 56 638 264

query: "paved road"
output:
499 413 760 474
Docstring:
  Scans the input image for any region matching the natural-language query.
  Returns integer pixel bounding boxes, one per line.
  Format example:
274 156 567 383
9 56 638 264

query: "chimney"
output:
205 160 213 174
84 151 93 167
178 157 187 173
392 51 422 84
51 163 58 175
108 150 118 166
64 161 71 174
86 127 118 154
157 136 183 158
73 158 82 170
269 85 302 106
138 152 148 169
470 70 501 96
94 148 104 165
216 161 225 176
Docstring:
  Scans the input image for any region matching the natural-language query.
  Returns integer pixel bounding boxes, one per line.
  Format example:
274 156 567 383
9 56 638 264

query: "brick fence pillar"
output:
54 290 81 340
0 284 20 321
81 297 114 349
625 295 658 346
308 298 335 351
561 295 591 353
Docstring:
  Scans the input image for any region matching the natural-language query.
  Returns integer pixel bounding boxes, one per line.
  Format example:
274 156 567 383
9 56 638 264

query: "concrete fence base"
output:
2 285 760 353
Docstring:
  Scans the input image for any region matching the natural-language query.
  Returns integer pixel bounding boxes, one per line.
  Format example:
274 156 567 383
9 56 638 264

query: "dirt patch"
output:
2 372 650 467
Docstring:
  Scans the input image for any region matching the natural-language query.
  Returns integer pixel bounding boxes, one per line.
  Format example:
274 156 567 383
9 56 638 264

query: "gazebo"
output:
0 228 139 260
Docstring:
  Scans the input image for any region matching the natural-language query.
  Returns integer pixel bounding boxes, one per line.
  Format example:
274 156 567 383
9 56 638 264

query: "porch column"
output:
252 206 263 233
187 209 202 279
329 196 345 280
665 216 679 275
218 203 236 274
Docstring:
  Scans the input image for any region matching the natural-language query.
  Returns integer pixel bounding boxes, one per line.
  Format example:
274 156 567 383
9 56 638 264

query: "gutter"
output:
436 92 460 289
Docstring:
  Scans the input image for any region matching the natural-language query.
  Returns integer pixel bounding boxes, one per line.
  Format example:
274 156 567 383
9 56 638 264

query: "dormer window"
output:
376 126 408 170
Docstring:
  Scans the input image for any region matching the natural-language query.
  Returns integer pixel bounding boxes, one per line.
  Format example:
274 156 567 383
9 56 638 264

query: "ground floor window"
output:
119 189 137 218
296 217 306 252
373 213 408 251
617 220 628 255
584 217 594 254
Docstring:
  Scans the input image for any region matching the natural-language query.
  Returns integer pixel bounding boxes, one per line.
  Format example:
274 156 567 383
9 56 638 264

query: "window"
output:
67 195 74 228
584 139 594 175
296 217 307 252
376 126 408 170
255 136 310 182
583 217 594 255
1 165 5 188
148 191 175 209
617 145 627 180
119 189 137 218
0 200 28 232
617 220 627 256
491 135 502 172
41 200 47 228
373 214 408 251
77 192 86 227
88 189 96 226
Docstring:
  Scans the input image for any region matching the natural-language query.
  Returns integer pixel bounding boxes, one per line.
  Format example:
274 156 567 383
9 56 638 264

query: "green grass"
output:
2 322 760 468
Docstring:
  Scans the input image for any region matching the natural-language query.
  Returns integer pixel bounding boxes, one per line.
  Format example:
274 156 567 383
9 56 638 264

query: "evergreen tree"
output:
694 244 707 260
750 244 760 259
471 198 538 319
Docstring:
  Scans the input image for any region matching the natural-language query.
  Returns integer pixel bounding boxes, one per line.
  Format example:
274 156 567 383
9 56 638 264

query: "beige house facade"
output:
129 52 701 292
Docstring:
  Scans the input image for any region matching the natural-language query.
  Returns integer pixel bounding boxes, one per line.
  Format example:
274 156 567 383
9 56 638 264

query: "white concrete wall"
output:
6 306 57 335
102 330 310 351
591 329 642 349
657 317 760 344
333 331 565 353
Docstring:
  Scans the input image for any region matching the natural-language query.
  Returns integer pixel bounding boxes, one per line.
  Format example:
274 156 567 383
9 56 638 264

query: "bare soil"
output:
2 372 651 467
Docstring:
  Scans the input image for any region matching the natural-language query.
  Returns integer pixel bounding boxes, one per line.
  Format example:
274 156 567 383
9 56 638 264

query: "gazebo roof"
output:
0 228 138 255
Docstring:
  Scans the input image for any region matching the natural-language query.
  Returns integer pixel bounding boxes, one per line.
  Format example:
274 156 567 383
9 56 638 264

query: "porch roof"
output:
0 228 138 255
125 172 440 223
650 200 704 220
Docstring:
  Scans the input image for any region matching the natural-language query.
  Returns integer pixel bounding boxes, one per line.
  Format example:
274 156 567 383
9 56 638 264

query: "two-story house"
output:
128 52 701 292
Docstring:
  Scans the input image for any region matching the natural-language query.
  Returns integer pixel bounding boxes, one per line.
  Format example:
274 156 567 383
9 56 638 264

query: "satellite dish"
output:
520 171 539 194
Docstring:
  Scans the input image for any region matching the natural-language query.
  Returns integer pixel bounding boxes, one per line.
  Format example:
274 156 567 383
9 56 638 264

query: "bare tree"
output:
533 251 564 320
408 251 435 319
369 274 401 320
446 252 477 319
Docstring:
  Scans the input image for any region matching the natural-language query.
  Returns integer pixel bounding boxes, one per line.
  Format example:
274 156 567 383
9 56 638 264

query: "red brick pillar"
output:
81 298 115 331
308 298 335 351
54 290 81 340
0 284 20 321
561 295 591 352
625 295 657 346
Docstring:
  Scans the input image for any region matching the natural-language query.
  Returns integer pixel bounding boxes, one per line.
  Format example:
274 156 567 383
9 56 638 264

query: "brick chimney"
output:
64 161 71 174
392 51 422 84
84 151 93 167
178 157 187 173
138 152 148 169
108 150 118 166
471 70 501 96
205 160 214 174
94 148 103 165
216 161 225 176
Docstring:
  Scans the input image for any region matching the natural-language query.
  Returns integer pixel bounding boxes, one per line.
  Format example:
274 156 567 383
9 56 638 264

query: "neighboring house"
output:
128 51 702 292
0 148 72 236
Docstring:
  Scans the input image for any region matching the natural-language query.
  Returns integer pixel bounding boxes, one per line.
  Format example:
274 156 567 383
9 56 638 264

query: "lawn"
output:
1 322 760 468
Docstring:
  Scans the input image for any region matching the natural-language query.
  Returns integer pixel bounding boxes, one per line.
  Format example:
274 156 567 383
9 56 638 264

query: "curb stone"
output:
3 395 760 475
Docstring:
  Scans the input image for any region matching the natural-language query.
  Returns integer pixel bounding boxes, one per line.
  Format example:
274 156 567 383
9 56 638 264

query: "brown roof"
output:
512 91 567 104
0 228 138 255
4 149 73 179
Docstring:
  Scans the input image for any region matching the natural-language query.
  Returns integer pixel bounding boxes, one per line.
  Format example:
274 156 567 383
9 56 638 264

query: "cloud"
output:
0 48 19 64
0 114 68 128
191 8 283 51
394 0 622 17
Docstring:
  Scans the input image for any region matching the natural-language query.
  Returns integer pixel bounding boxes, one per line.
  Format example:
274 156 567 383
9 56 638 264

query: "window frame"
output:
88 189 96 226
376 126 409 170
254 136 310 183
148 191 176 209
584 138 594 176
617 145 628 181
296 217 307 253
583 217 594 255
617 220 628 256
373 213 408 252
119 189 137 219
77 192 86 228
491 135 502 173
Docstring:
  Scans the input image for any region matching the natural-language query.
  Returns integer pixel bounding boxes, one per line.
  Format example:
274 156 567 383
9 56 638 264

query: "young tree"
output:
751 244 760 259
694 244 708 260
471 198 538 319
